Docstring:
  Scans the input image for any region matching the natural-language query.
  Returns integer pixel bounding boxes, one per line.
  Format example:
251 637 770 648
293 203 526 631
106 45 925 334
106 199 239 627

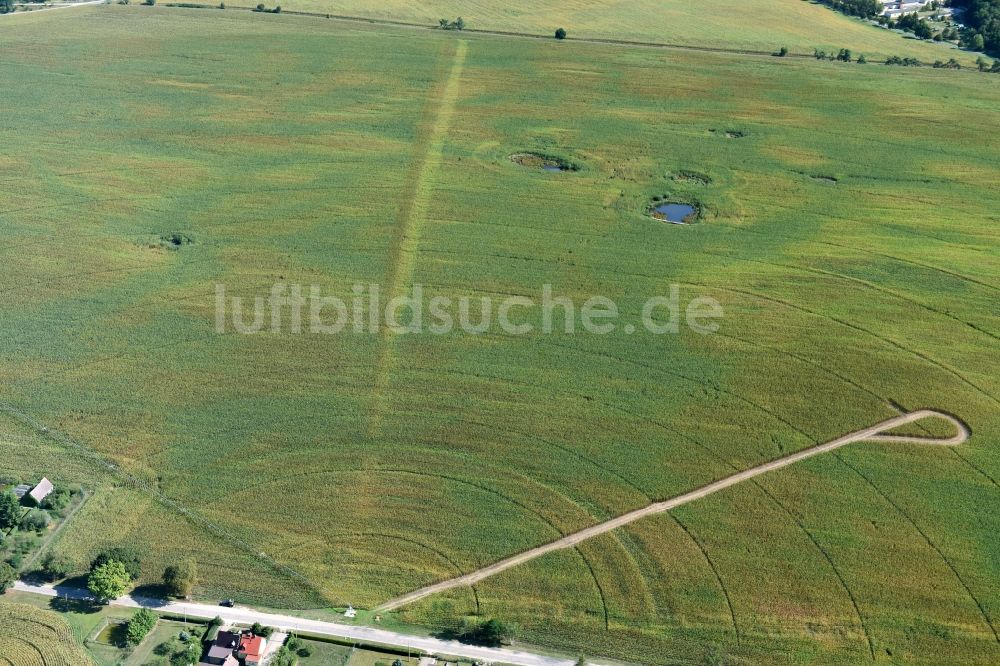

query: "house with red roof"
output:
238 632 268 666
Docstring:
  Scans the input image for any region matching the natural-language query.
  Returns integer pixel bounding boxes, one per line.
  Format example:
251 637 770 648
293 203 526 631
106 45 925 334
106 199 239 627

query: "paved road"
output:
378 409 968 611
12 581 595 666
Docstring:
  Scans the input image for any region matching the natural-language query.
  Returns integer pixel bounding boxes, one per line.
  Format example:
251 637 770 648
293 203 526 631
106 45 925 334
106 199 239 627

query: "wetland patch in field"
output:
510 152 578 172
711 129 747 139
671 170 712 185
160 232 194 248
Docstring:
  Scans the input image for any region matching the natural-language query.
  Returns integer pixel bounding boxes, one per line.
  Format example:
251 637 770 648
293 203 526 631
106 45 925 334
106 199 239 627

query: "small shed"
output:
28 478 54 505
12 484 31 500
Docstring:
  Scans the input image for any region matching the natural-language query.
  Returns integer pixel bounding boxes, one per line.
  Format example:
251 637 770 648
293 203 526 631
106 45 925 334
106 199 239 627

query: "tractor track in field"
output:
367 38 467 436
376 409 970 612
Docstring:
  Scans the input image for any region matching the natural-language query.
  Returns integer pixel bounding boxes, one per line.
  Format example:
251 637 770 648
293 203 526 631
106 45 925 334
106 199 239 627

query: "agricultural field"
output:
0 601 93 665
0 4 998 666
275 0 979 63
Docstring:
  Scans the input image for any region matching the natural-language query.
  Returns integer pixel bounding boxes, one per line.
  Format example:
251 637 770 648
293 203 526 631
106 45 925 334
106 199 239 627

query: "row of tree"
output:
438 17 465 30
814 48 868 63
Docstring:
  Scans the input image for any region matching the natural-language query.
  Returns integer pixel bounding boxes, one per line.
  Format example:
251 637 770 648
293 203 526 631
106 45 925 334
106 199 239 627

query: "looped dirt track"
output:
377 409 969 611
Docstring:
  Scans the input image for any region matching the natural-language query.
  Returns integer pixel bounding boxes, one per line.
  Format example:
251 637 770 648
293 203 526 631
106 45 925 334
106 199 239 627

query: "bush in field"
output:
837 48 852 62
126 608 157 646
555 28 567 40
163 558 198 598
22 510 50 532
41 488 71 516
143 0 156 5
776 46 788 56
88 561 131 603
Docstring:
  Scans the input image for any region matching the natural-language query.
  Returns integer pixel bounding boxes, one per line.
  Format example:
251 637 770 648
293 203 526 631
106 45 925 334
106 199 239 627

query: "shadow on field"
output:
432 627 503 648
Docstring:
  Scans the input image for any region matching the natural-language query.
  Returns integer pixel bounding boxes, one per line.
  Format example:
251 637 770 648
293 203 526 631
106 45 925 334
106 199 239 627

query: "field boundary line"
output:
142 3 990 70
376 409 969 611
367 39 467 435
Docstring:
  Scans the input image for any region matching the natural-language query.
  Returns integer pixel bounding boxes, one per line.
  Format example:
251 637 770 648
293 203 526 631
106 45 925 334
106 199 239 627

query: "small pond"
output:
651 203 697 224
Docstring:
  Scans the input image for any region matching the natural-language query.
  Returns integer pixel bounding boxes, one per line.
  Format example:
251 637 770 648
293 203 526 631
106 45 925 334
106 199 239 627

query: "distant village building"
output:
880 0 932 17
28 477 54 505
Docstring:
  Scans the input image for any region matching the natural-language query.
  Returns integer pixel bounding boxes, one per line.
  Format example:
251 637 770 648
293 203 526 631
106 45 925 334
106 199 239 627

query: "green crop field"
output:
0 5 998 665
0 601 94 665
263 0 979 64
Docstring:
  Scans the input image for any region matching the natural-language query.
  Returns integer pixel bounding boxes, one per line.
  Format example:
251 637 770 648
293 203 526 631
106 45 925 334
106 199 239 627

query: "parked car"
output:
220 599 235 607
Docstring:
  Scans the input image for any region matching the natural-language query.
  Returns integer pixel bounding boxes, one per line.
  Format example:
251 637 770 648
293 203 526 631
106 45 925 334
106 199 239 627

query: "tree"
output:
92 546 141 580
270 646 298 666
143 0 155 5
0 0 14 14
0 561 15 593
459 618 518 646
555 28 567 40
777 46 788 57
857 54 867 64
88 560 131 603
576 658 588 666
973 33 987 51
454 16 465 30
41 488 70 515
0 491 21 530
163 559 197 598
837 48 853 62
40 552 75 581
126 608 158 646
169 640 201 666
